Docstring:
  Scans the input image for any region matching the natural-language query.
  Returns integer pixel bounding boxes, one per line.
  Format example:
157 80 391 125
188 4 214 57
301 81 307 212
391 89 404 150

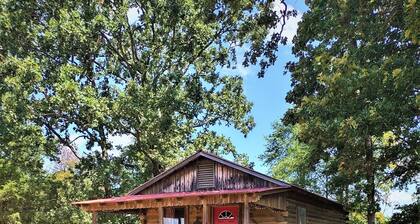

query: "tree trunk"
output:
366 136 376 224
99 125 111 197
367 178 376 224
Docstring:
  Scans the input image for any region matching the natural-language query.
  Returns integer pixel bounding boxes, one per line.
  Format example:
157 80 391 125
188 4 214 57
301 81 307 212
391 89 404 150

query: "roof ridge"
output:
126 150 290 195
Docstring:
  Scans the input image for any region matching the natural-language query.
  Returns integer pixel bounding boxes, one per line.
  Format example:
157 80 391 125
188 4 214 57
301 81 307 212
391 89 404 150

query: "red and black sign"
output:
213 206 239 224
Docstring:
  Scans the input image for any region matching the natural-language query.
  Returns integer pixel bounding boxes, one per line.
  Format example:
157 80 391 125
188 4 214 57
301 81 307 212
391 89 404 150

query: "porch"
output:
72 188 289 224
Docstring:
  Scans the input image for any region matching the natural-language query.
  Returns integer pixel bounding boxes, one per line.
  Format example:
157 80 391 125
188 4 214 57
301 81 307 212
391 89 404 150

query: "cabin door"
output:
213 206 239 224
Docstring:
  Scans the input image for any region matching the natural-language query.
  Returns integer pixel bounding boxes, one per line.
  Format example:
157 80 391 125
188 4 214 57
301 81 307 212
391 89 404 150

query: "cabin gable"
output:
74 151 347 224
137 157 278 195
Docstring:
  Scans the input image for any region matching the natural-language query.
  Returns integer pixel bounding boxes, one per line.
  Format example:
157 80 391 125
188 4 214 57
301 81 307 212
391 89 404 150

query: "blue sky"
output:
211 0 416 217
215 0 306 175
211 0 307 174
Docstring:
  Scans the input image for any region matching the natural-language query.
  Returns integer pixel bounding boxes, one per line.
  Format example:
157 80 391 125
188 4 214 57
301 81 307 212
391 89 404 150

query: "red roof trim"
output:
73 187 285 205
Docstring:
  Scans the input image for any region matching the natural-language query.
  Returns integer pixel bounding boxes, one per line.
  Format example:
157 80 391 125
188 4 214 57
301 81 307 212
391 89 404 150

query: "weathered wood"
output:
80 194 260 212
185 205 189 224
249 207 287 224
286 198 347 224
202 203 209 224
244 194 250 224
147 208 159 224
158 207 163 224
254 193 287 210
140 158 276 194
139 203 291 224
128 151 287 195
74 151 347 223
145 205 290 224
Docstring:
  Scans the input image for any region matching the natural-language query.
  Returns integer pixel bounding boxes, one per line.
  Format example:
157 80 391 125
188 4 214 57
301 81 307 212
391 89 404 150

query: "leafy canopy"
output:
280 0 419 223
0 0 294 223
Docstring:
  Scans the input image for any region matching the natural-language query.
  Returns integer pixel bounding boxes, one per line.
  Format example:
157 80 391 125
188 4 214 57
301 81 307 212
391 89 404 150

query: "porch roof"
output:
72 187 285 206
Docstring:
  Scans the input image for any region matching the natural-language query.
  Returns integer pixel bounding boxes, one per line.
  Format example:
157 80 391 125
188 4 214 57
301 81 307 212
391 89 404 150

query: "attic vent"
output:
197 161 215 189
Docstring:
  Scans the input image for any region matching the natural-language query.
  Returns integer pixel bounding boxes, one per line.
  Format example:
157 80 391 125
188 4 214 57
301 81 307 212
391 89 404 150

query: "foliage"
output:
0 0 294 223
282 0 419 223
260 121 331 197
349 212 389 224
389 201 420 224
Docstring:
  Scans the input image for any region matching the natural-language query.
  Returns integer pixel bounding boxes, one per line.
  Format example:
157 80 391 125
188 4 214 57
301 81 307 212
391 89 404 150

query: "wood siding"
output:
146 208 159 224
188 206 203 224
140 158 276 194
146 206 288 224
255 193 287 210
286 197 347 224
144 199 345 224
250 207 287 224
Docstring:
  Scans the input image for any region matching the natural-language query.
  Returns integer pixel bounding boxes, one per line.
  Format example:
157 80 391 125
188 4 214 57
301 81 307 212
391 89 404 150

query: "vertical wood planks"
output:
139 158 277 194
203 203 209 224
158 207 163 224
243 194 250 224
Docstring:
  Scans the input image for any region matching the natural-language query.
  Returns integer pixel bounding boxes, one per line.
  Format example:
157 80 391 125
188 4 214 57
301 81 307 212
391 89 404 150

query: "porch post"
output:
92 212 97 224
243 194 249 224
158 207 164 224
203 203 210 224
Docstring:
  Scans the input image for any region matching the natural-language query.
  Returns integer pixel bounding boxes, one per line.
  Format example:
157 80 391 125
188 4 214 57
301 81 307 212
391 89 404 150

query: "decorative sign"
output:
213 206 239 224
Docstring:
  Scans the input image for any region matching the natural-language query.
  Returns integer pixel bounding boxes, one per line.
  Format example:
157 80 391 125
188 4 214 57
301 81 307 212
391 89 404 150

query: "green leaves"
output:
261 122 328 195
283 0 419 222
1 0 292 223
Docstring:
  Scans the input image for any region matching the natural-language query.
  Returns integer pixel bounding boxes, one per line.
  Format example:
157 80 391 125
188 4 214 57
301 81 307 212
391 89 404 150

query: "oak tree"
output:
283 0 419 223
0 0 294 223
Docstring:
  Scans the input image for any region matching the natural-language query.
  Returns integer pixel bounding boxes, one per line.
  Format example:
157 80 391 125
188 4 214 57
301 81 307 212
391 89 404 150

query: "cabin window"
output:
164 207 185 224
297 206 306 224
197 161 215 189
218 210 234 220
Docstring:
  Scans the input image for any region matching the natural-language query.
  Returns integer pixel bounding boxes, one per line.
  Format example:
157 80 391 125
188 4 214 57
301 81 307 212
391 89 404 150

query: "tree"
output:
0 0 294 223
260 121 331 197
0 57 89 223
389 201 420 224
283 0 419 223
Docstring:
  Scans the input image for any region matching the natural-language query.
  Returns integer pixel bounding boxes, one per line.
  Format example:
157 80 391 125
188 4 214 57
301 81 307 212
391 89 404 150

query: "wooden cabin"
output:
73 151 347 224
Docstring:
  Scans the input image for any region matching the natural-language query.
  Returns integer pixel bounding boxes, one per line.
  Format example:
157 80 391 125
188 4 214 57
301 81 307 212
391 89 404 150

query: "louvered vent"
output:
197 161 215 189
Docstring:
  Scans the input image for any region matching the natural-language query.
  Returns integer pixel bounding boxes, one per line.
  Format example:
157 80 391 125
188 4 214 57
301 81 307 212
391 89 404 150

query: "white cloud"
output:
381 187 417 217
270 0 303 44
387 190 415 205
